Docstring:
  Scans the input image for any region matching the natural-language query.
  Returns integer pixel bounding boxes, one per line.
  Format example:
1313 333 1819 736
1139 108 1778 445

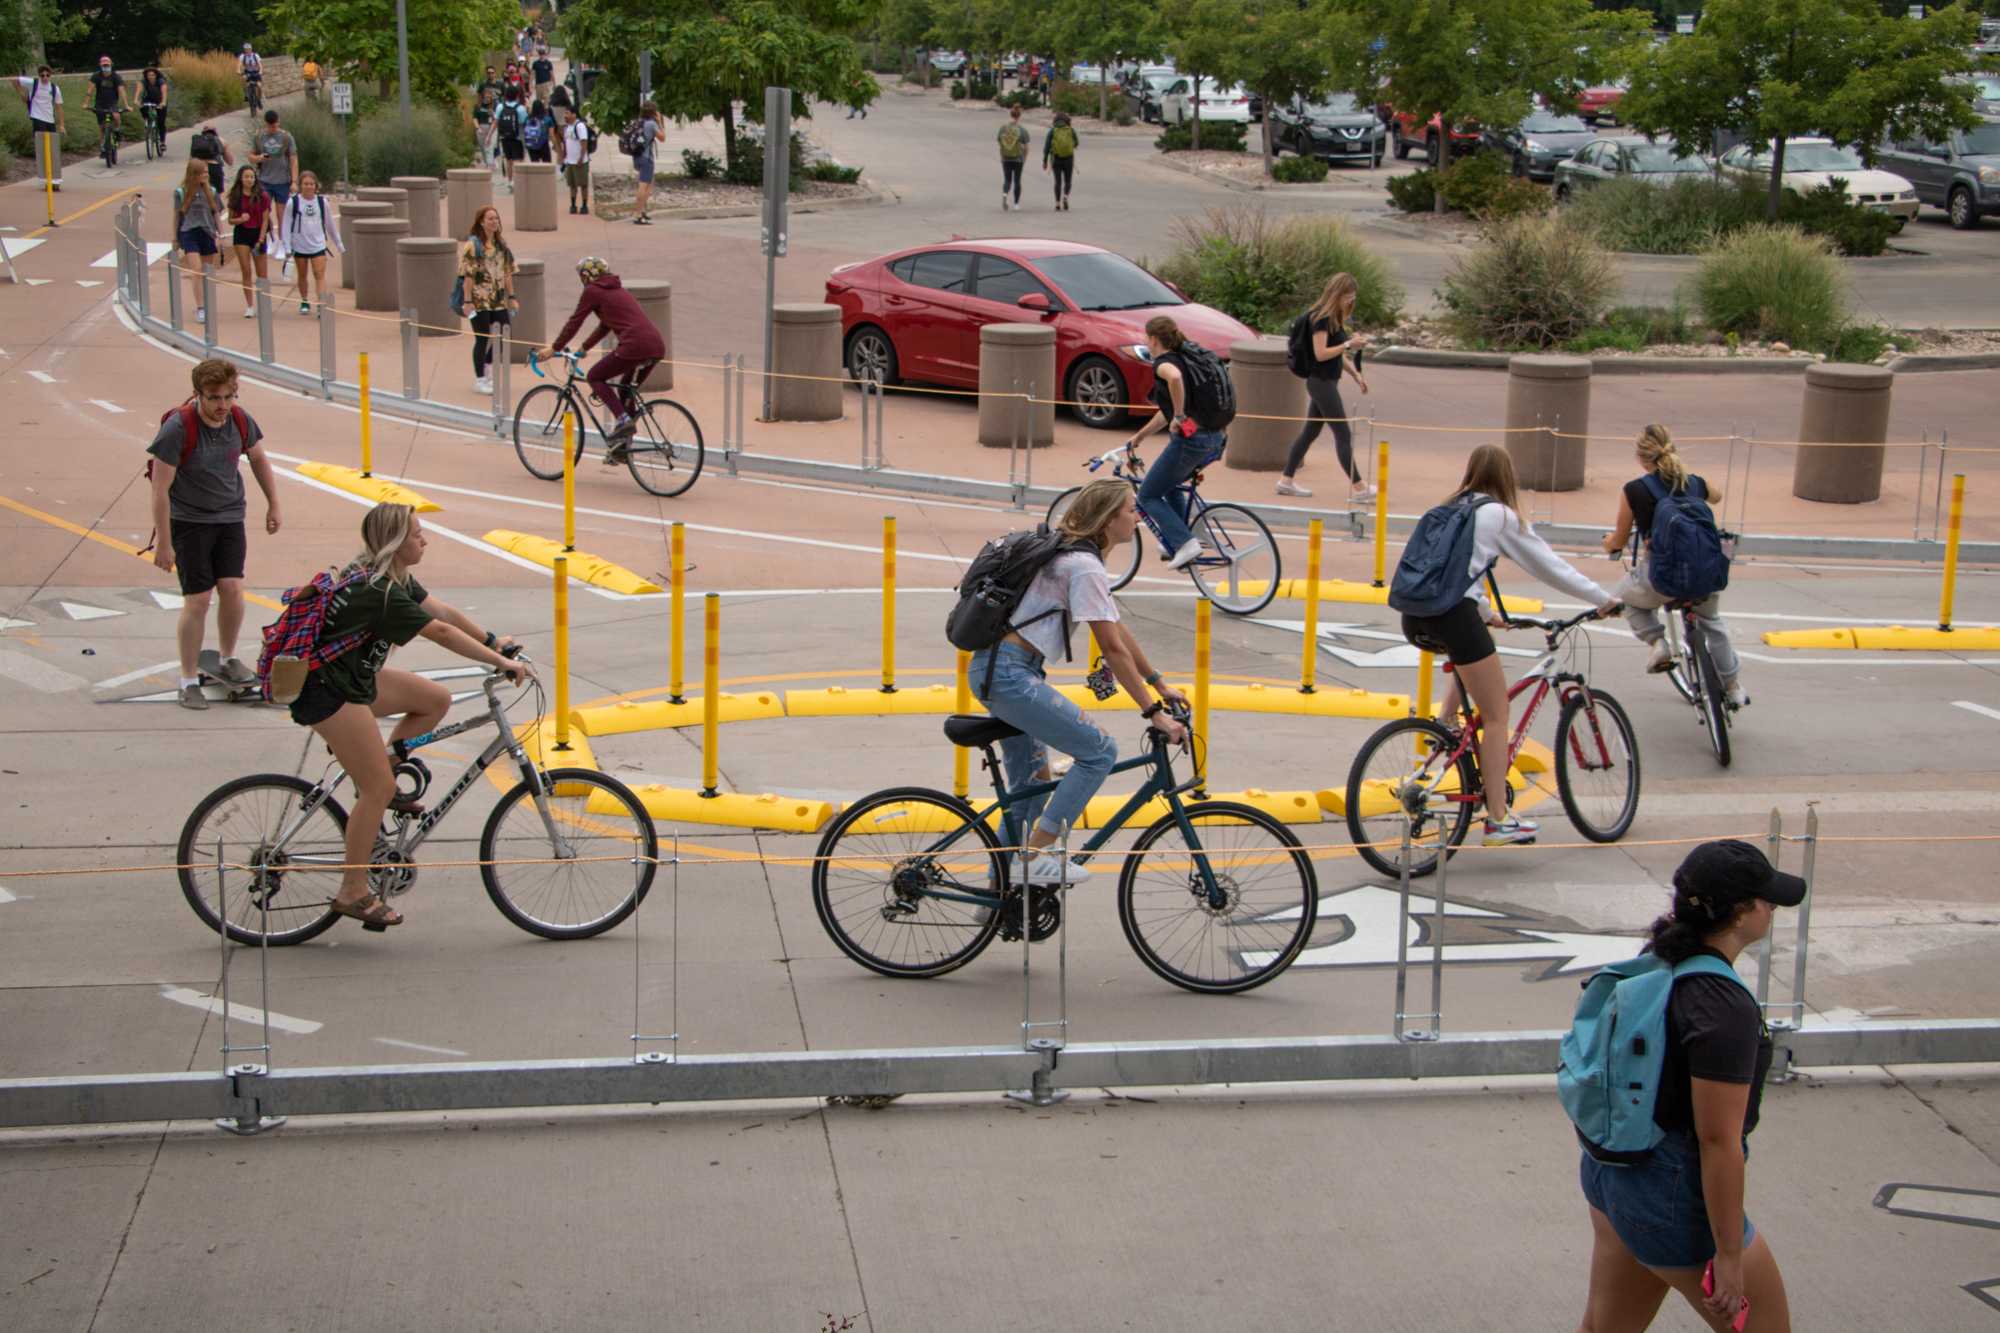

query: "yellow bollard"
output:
1372 438 1390 588
561 412 577 553
1939 473 1965 631
668 521 686 704
701 593 721 797
358 352 372 477
552 556 572 752
41 131 54 225
1415 649 1435 719
952 649 973 798
880 515 897 693
1193 598 1211 794
1299 518 1323 694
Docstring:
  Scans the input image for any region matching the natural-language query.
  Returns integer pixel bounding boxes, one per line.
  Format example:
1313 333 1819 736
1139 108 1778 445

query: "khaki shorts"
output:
564 163 590 190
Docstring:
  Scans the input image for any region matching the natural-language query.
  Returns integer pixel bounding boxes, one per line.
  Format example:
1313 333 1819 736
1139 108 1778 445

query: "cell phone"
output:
1352 345 1366 373
1177 416 1197 437
1702 1260 1749 1332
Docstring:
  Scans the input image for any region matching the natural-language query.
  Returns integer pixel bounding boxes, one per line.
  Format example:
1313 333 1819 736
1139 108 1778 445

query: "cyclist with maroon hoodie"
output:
546 257 666 461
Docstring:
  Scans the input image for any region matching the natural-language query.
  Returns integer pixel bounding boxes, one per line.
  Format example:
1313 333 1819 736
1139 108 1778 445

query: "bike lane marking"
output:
1952 701 2000 724
159 986 322 1034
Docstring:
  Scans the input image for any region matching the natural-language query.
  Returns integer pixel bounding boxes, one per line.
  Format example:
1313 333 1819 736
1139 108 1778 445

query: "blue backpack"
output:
523 114 550 151
1642 475 1729 602
1387 494 1492 618
1557 952 1751 1163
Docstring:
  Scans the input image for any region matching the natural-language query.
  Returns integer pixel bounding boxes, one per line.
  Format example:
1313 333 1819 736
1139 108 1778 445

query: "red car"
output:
1390 110 1482 164
825 239 1257 429
1575 81 1628 124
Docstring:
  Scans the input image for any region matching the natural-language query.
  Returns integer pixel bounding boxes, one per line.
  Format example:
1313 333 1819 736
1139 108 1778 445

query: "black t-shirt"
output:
533 58 553 83
1652 948 1772 1138
1306 317 1353 382
1147 349 1190 420
1624 473 1710 546
90 70 124 111
140 74 165 105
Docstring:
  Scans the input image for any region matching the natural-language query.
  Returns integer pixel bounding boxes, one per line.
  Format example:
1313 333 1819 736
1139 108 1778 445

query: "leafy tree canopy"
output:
258 0 518 105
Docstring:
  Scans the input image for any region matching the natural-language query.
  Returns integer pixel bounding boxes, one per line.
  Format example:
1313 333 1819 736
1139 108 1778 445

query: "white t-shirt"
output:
562 120 590 165
1010 551 1118 664
1465 495 1609 608
19 77 60 122
283 194 340 254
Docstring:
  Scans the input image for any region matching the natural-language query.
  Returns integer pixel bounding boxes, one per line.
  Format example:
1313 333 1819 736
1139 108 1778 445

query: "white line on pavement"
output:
87 398 126 414
0 649 90 693
373 1037 470 1056
160 986 323 1034
1952 701 2000 724
91 242 171 269
0 886 17 904
74 280 103 289
26 370 56 383
93 659 181 690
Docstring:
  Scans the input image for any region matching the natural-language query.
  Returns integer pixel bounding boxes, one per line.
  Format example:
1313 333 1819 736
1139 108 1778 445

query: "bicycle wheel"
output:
1118 801 1318 994
1660 613 1697 704
480 768 657 939
178 774 347 946
1555 687 1642 842
1187 501 1279 615
1691 634 1731 769
1048 485 1140 591
812 787 1005 978
1344 717 1479 879
626 397 705 498
512 383 579 480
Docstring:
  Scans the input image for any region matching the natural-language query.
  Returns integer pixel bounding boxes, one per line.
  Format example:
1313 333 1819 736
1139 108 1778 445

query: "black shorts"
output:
288 671 351 727
1401 598 1494 667
232 225 261 250
170 520 247 595
500 137 525 162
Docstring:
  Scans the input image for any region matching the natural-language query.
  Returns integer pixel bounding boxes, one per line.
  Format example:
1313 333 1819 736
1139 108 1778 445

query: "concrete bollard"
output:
769 303 844 421
1793 363 1892 503
389 176 443 238
351 216 412 313
396 236 461 337
337 200 394 292
1504 353 1592 492
356 185 410 222
444 167 494 241
514 162 560 233
624 280 674 389
509 258 545 364
977 323 1056 448
1222 337 1303 471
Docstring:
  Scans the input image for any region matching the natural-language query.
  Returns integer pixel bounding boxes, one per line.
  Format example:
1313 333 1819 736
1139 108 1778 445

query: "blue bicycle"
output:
811 702 1319 993
1047 445 1281 615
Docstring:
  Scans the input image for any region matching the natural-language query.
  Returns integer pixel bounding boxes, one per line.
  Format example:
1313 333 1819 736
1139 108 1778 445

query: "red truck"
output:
1390 110 1481 165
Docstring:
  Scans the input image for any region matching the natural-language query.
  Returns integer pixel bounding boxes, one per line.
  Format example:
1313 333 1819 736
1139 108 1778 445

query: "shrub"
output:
995 89 1042 110
1828 323 1898 363
353 103 458 185
1386 167 1438 212
949 80 967 101
723 131 806 189
163 49 245 118
1691 224 1848 350
967 77 998 101
1112 108 1134 127
1564 175 1762 254
275 100 345 184
1480 175 1553 220
1437 150 1510 214
1153 205 1405 333
1050 83 1096 118
1780 181 1899 257
681 148 719 179
1270 154 1329 184
1563 303 1694 354
804 160 862 183
1154 119 1247 153
1439 212 1616 349
0 98 33 160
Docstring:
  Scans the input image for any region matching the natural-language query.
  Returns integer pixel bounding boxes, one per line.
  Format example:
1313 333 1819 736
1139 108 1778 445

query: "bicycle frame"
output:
531 354 646 442
1434 624 1614 802
1103 453 1229 571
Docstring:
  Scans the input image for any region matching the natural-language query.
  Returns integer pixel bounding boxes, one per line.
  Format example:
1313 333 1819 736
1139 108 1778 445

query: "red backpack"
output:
142 399 251 554
254 566 375 702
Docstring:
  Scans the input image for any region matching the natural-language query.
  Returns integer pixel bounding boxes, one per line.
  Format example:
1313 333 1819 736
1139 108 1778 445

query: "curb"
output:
295 462 442 510
1372 346 2000 376
594 181 895 223
1763 625 2000 650
483 530 663 595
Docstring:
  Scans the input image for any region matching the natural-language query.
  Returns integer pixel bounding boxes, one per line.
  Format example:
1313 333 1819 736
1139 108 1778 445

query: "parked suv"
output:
1391 110 1480 165
1878 120 2000 229
1272 94 1386 166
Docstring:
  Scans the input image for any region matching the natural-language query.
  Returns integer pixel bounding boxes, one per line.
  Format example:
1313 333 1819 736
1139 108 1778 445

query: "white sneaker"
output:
241 306 255 319
1276 477 1313 497
473 376 493 395
1350 485 1377 503
1725 681 1750 709
193 307 205 323
1001 194 1010 211
1646 640 1675 673
1483 815 1539 847
1016 851 1091 886
1167 538 1204 570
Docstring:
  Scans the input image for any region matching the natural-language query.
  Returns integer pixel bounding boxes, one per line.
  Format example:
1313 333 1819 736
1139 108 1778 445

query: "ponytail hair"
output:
1646 863 1752 964
1143 315 1185 351
351 502 417 587
1637 424 1689 494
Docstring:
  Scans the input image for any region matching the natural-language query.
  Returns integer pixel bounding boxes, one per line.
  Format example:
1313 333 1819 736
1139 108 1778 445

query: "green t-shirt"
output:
314 573 432 704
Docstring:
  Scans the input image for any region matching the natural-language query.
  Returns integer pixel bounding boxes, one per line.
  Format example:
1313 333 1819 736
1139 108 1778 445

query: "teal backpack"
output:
1557 952 1751 1164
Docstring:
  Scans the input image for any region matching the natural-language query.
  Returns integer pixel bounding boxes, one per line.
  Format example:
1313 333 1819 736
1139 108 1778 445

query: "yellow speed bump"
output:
573 691 784 736
1212 788 1322 824
1762 625 2000 651
296 462 441 512
483 530 663 595
615 784 834 833
787 681 969 717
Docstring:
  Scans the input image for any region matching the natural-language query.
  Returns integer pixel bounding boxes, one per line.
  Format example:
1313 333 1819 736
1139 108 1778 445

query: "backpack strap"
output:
1670 953 1752 994
1641 473 1673 504
176 401 202 469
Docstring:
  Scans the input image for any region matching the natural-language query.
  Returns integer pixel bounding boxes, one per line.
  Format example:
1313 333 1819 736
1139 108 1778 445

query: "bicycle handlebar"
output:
1086 445 1138 472
525 349 579 379
1503 606 1616 635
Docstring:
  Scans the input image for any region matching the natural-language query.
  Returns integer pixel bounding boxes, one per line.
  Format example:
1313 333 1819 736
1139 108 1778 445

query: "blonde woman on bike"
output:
970 478 1187 886
290 503 531 931
1280 272 1373 502
1601 425 1747 709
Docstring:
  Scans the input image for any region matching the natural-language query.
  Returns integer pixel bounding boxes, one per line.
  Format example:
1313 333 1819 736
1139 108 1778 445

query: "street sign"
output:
329 81 353 115
1675 13 1695 34
1908 4 1925 16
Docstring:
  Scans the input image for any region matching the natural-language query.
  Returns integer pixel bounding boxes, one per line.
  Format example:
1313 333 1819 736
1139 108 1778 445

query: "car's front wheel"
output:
1067 355 1129 430
1949 185 1979 230
845 325 899 386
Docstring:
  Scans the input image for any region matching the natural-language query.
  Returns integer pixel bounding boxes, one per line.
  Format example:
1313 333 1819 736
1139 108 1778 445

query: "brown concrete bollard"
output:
350 216 411 313
514 162 560 233
356 186 409 223
1793 363 1892 503
769 303 844 422
623 280 674 389
389 176 443 238
1222 338 1304 472
977 323 1056 447
337 200 394 292
444 168 494 241
396 237 461 337
509 258 545 364
1504 353 1592 492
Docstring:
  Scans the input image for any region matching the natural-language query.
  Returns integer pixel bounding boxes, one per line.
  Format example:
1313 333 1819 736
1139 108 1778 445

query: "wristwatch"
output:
1140 701 1164 719
483 630 498 649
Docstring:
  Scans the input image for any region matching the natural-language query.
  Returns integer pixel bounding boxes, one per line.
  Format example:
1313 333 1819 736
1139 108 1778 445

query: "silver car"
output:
1552 136 1712 201
1877 120 2000 229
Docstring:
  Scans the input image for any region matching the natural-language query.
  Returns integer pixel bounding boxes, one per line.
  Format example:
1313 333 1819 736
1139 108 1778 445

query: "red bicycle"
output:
1343 606 1640 878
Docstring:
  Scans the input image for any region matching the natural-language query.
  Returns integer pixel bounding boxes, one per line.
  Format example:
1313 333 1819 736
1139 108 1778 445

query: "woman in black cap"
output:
1575 840 1803 1331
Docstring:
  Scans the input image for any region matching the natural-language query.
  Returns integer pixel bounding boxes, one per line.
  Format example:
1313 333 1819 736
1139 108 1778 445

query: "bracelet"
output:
483 630 497 649
1140 701 1164 719
1144 671 1163 687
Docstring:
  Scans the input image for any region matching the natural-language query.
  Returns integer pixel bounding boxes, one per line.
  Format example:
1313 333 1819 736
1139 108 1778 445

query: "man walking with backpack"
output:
997 104 1029 211
1122 317 1235 569
495 88 527 188
1042 111 1078 209
147 359 283 710
560 106 593 214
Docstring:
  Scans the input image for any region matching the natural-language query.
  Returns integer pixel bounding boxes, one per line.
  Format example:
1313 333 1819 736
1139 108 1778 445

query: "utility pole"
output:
396 0 411 129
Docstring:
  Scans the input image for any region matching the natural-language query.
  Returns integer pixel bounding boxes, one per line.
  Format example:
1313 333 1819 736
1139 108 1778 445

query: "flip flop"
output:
330 892 403 932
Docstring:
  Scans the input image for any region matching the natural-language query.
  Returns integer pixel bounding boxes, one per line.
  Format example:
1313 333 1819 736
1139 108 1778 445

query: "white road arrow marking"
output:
0 237 45 258
57 601 124 621
148 591 185 610
374 1037 469 1057
75 279 104 288
23 279 51 286
0 886 18 904
26 370 57 383
1873 1184 2000 1230
0 650 90 693
1248 883 1640 977
160 987 322 1035
91 242 170 268
0 616 33 631
93 659 181 690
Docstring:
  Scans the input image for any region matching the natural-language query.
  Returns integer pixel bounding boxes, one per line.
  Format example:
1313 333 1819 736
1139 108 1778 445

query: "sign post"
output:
330 82 354 190
1675 13 1695 34
759 85 791 422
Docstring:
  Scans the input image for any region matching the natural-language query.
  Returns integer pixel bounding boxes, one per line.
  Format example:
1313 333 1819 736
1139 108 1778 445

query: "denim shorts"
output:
1578 1130 1755 1270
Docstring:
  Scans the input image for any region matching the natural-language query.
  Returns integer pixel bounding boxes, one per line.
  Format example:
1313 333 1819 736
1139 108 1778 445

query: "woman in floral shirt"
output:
459 204 518 395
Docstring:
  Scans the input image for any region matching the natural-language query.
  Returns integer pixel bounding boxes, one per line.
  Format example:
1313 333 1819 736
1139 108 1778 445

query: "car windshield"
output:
1964 123 2000 155
1776 143 1863 171
1306 95 1363 116
1522 113 1589 133
1034 252 1182 311
1969 74 2000 99
1626 144 1706 172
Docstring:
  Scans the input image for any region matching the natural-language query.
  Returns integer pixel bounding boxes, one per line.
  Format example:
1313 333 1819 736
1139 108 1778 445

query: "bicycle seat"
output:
943 714 1022 747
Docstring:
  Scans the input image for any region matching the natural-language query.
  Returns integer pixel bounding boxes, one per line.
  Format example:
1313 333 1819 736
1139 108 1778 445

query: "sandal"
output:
330 892 403 932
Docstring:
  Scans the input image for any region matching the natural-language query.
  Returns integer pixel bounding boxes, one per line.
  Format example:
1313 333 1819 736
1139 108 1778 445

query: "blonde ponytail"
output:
1637 424 1688 493
351 502 416 587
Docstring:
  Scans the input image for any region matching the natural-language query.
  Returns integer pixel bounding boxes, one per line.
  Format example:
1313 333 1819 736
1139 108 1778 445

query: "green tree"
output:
1236 0 1335 174
1616 0 1982 218
1035 0 1162 119
258 0 518 105
1167 0 1251 150
9 0 89 72
880 0 940 86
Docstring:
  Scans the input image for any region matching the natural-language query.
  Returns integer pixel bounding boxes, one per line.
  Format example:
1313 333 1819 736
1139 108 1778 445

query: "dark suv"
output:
1877 120 2000 229
1272 94 1386 166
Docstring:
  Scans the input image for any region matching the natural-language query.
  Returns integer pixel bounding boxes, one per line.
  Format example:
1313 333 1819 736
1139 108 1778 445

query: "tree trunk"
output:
1098 69 1107 121
1260 89 1273 177
1765 139 1786 222
1192 78 1202 152
1433 119 1446 214
722 99 737 172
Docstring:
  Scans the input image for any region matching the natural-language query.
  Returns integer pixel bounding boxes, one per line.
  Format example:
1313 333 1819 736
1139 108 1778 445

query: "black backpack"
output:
1388 494 1495 619
1286 313 1315 378
1169 343 1236 432
618 118 649 157
497 100 523 139
946 527 1099 688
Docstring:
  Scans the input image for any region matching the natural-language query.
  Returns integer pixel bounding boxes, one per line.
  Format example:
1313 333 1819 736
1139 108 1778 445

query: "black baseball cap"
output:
1679 840 1807 908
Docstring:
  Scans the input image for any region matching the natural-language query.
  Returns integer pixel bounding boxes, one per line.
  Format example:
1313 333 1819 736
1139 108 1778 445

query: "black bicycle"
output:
96 109 120 168
141 103 168 160
243 74 263 115
514 349 705 498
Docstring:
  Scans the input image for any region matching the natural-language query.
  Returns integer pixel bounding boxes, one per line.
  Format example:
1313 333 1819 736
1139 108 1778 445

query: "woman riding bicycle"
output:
1122 315 1228 571
138 65 168 154
1601 425 1748 710
1403 445 1619 847
290 502 532 931
547 256 665 461
970 478 1187 886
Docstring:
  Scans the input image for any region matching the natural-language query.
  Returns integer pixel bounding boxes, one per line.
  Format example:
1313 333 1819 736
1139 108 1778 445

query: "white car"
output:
1159 78 1253 126
1717 137 1919 223
1068 63 1108 85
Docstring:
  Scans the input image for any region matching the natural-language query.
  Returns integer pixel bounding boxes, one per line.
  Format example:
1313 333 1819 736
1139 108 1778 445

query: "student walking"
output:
225 166 273 320
495 88 527 187
1280 272 1374 501
147 359 283 709
561 107 593 214
1042 112 1078 209
279 171 342 314
14 65 64 189
189 122 231 192
630 100 664 224
473 88 498 168
997 104 1028 210
522 100 555 163
249 108 297 210
531 51 554 103
1573 840 1800 1331
460 205 519 395
172 160 224 322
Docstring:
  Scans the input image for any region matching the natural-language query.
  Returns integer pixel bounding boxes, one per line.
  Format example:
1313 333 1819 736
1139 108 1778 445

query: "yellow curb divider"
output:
573 691 785 736
787 681 968 716
514 719 597 794
1318 764 1532 818
1266 579 1544 613
1762 626 2000 651
296 462 441 512
1076 787 1324 829
483 530 664 595
1211 681 1410 720
614 784 834 834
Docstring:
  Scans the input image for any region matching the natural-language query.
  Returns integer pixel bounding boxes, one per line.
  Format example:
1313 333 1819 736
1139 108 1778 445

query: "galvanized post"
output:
255 277 274 363
1785 804 1819 1031
201 268 218 348
1914 430 1928 541
167 253 184 330
1757 809 1781 1011
317 300 337 396
401 306 420 399
134 215 152 321
1392 809 1415 1040
492 325 510 432
1008 825 1071 1108
873 375 887 470
632 835 679 1066
858 360 871 468
1023 378 1035 499
734 349 747 473
1933 430 1947 542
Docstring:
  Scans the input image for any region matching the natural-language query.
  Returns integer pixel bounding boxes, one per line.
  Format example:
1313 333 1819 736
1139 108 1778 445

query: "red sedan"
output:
825 239 1257 429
